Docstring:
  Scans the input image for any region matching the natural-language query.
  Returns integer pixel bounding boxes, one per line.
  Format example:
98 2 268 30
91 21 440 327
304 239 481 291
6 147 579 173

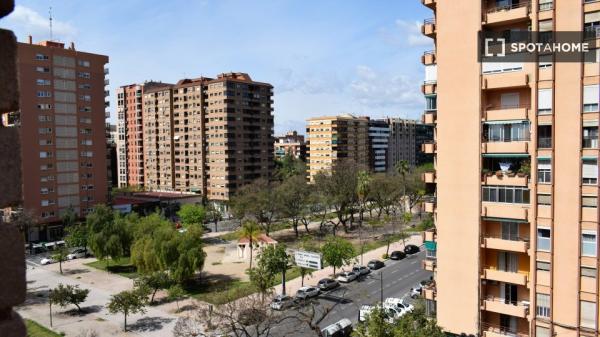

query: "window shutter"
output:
583 159 598 179
580 301 597 328
539 0 552 3
501 93 520 108
537 159 551 170
585 11 600 24
538 89 552 110
584 85 599 105
583 120 599 127
539 20 553 32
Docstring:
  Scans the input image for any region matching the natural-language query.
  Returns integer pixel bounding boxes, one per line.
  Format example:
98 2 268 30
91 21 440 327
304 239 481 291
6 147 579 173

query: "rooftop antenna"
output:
48 6 53 41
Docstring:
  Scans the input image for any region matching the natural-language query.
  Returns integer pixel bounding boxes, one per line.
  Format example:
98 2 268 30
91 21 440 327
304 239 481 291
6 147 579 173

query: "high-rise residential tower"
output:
420 1 600 337
368 119 391 172
306 114 369 180
3 38 109 241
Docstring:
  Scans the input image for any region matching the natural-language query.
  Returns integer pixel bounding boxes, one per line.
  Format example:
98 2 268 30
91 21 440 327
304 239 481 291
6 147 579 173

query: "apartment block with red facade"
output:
3 38 109 242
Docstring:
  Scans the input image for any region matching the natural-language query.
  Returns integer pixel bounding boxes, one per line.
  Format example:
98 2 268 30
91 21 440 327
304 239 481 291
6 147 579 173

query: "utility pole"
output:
380 271 384 303
48 289 53 327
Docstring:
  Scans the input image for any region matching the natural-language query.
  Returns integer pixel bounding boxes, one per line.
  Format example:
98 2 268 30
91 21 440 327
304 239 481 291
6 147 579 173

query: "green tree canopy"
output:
177 204 206 228
230 178 280 235
134 271 173 303
274 153 307 180
238 220 262 269
259 244 291 295
49 283 90 313
107 289 147 331
247 258 276 302
87 205 132 267
275 175 311 237
64 223 89 251
321 236 356 276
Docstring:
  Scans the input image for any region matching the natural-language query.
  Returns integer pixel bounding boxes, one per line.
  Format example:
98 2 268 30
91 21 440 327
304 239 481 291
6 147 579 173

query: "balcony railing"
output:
482 295 530 318
584 26 600 40
424 18 435 24
482 322 529 337
486 1 530 14
538 137 552 148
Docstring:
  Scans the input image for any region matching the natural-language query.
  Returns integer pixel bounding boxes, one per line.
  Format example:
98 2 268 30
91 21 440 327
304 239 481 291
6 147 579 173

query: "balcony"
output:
423 286 436 301
482 172 529 187
422 259 436 272
423 229 436 242
483 2 531 27
481 235 529 254
422 50 436 65
421 18 436 38
422 110 436 124
422 142 436 154
482 323 529 337
482 141 528 154
481 204 529 222
482 71 530 90
421 0 436 9
482 267 529 287
422 171 436 184
481 297 529 318
424 198 436 213
484 106 529 121
421 82 437 95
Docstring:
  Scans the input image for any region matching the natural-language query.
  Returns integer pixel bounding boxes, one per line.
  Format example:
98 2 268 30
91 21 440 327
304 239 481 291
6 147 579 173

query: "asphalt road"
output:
272 251 432 337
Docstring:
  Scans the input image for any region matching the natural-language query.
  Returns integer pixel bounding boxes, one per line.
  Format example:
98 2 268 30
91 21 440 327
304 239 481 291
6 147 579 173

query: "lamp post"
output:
48 289 53 327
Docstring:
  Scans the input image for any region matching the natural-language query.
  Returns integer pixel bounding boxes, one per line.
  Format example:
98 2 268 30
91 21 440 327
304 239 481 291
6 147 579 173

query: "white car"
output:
270 295 294 310
352 265 371 276
40 257 55 265
410 284 423 298
67 248 87 260
384 297 414 315
359 304 403 323
336 271 358 283
295 286 320 300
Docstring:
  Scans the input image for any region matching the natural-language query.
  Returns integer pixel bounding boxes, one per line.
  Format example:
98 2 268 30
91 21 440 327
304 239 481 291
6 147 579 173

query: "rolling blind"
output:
583 159 598 179
538 89 552 110
584 85 599 105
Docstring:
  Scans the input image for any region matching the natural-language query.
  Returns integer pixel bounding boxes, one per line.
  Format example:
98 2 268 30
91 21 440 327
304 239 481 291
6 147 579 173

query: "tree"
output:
61 206 78 227
64 223 89 252
87 205 132 268
369 174 400 218
107 289 147 331
52 246 69 274
205 203 223 228
259 244 290 295
238 220 262 269
168 284 186 312
321 236 356 276
356 170 371 226
247 259 276 302
230 178 280 235
353 306 395 337
177 204 206 228
134 271 173 304
11 209 36 253
49 283 90 313
276 175 311 237
274 153 307 180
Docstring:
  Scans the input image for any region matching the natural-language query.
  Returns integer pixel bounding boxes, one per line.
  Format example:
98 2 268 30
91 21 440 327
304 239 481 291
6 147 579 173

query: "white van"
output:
321 318 352 337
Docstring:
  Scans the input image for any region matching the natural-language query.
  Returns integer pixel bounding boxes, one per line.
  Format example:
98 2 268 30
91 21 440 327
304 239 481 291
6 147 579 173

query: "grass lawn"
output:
84 256 138 279
185 279 257 305
25 319 62 337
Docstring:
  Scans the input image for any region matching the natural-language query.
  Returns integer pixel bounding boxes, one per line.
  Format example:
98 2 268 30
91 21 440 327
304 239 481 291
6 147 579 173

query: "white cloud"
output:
349 65 423 111
5 5 76 41
395 19 432 47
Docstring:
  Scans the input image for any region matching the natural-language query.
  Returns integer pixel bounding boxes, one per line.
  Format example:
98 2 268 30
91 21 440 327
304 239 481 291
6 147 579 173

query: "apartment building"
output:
386 118 434 170
142 73 274 201
368 119 391 172
306 114 369 180
420 1 600 337
2 38 109 241
106 123 117 190
274 130 306 160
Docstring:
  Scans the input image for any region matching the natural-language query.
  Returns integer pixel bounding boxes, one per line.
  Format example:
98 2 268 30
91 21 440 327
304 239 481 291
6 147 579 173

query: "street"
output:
273 251 432 336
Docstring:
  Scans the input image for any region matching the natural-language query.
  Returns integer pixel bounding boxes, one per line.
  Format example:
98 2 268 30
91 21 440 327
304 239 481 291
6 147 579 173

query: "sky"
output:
1 0 433 135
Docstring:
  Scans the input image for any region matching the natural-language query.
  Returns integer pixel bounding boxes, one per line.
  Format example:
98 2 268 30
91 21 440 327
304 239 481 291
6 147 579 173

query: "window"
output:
79 95 91 102
37 104 52 110
78 72 91 79
538 125 552 148
535 326 550 337
537 227 551 251
79 106 92 112
582 232 597 257
585 48 600 63
79 117 92 124
485 121 530 142
582 159 598 184
41 211 55 218
584 11 600 39
580 301 597 329
78 83 91 89
538 54 553 68
584 85 599 112
35 53 48 60
36 66 50 73
500 93 519 108
538 89 552 114
39 151 52 158
583 126 598 148
581 266 597 278
536 293 551 318
537 159 551 183
77 60 90 67
537 194 551 206
482 186 530 204
538 0 552 11
36 91 51 98
536 261 551 272
425 95 437 111
583 196 598 208
39 139 52 146
36 79 50 86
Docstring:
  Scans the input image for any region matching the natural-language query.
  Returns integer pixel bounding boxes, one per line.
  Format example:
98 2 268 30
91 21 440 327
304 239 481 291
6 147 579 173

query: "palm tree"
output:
239 220 261 269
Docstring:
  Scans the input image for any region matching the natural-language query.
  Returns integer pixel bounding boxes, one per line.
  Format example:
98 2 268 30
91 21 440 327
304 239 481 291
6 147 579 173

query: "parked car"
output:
67 248 88 260
40 257 55 265
359 305 400 323
404 244 420 255
410 284 423 298
317 278 340 291
367 259 385 270
321 318 353 337
384 297 414 315
336 271 358 283
295 286 320 300
389 250 406 260
270 295 295 310
352 265 371 276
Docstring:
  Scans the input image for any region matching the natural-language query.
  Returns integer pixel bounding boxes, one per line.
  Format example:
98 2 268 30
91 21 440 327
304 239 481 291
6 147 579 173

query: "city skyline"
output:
0 1 433 134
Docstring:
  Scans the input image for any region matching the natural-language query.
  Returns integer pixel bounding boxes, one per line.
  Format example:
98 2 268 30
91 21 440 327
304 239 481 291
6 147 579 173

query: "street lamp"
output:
48 289 53 327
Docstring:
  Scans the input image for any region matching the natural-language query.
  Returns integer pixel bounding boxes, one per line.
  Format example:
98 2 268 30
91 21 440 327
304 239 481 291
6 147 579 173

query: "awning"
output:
424 241 437 251
482 154 529 158
483 120 528 125
482 217 528 223
537 155 551 160
582 156 598 161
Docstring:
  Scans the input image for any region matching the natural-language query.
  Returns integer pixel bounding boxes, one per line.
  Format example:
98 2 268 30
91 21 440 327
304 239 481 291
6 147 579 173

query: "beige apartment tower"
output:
420 1 600 337
306 114 369 181
142 73 274 201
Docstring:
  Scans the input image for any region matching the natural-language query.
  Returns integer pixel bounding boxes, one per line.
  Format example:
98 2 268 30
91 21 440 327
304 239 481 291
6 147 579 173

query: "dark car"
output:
317 278 340 291
367 259 385 270
390 251 406 260
404 244 420 255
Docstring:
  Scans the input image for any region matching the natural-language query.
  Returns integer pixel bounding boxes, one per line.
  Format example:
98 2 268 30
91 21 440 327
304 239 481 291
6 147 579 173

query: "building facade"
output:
3 38 109 241
368 119 390 172
420 1 600 337
306 114 369 181
274 131 306 160
387 118 419 170
415 122 434 166
142 73 274 201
